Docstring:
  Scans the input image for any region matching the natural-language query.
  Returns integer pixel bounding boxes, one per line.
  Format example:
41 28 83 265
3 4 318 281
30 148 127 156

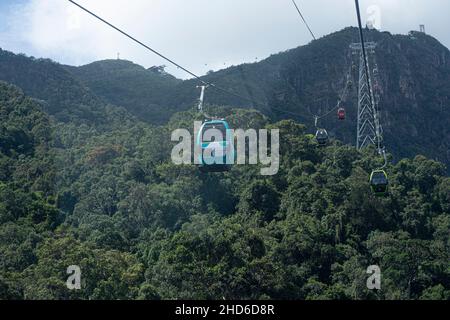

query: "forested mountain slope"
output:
0 49 134 127
65 60 181 124
0 82 153 299
0 81 449 299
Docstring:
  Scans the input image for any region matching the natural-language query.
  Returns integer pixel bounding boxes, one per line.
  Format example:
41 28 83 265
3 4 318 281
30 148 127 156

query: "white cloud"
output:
1 0 449 79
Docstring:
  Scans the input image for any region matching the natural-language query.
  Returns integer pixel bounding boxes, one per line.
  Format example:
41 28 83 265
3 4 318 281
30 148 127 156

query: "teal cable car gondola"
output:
196 120 234 172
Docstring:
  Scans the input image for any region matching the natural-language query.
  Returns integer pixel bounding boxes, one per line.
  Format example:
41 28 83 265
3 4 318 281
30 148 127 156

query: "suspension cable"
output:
305 61 353 121
68 0 342 123
354 0 388 169
290 0 316 40
68 0 272 111
354 0 382 150
354 0 374 110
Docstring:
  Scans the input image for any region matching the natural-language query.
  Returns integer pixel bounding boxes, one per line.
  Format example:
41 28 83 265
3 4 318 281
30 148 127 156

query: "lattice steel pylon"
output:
350 41 383 151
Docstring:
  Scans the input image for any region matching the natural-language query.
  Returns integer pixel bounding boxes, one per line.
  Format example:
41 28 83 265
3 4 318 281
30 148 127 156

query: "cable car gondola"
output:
315 128 329 145
196 120 234 172
347 78 353 90
370 169 389 196
337 107 346 120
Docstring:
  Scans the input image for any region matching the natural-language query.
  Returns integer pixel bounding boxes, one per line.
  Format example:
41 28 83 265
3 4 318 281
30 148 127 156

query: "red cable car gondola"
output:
338 107 345 120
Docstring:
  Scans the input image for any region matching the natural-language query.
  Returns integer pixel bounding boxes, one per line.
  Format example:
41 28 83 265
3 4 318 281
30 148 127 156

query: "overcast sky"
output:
1 0 449 79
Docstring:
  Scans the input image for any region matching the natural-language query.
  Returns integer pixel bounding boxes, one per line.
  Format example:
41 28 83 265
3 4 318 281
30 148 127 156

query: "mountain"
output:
65 60 181 124
62 27 450 169
176 27 450 166
2 28 449 168
0 48 134 127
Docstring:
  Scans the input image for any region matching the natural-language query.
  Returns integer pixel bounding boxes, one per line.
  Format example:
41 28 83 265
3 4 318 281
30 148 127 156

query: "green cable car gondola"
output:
315 128 329 146
370 169 389 196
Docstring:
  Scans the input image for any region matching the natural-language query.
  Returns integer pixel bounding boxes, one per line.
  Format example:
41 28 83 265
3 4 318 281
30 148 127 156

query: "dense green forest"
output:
0 78 448 299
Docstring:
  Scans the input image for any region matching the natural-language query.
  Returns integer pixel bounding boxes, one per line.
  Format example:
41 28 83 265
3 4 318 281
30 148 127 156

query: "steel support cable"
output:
307 62 353 122
68 0 275 114
354 0 375 115
354 0 388 170
354 0 384 152
67 0 340 123
371 54 384 139
290 0 316 40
